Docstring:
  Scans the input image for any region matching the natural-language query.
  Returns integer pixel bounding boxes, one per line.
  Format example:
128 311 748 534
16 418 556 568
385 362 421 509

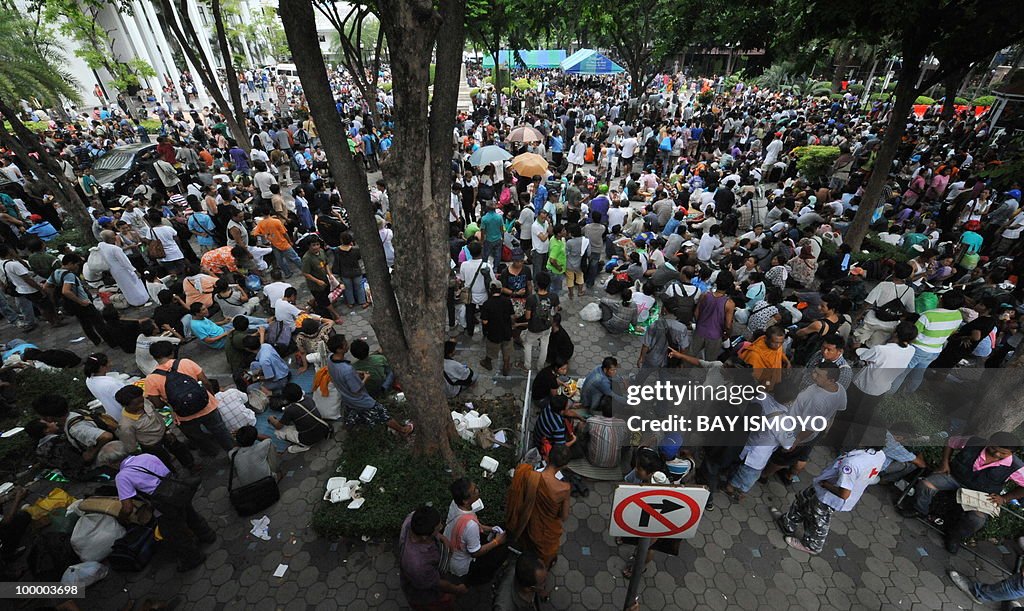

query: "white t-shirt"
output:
531 221 550 254
790 384 846 442
150 225 184 262
607 207 628 231
518 208 534 240
274 299 303 328
1 259 35 294
620 137 638 159
263 282 291 308
86 375 127 422
696 234 722 262
443 503 482 577
863 281 915 327
459 259 491 306
813 449 886 511
853 343 915 396
740 396 795 470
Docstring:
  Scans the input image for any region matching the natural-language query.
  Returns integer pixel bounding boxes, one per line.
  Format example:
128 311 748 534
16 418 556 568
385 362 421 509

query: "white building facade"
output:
27 0 280 109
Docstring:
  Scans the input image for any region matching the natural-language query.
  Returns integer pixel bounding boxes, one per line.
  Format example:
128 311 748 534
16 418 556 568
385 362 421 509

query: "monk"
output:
739 324 790 389
505 445 571 569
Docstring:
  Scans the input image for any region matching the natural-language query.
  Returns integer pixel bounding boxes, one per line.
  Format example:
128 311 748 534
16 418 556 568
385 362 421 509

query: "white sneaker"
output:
287 444 311 454
947 570 982 604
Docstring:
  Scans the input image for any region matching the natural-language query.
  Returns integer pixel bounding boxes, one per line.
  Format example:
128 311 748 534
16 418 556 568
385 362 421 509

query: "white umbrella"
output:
508 125 543 143
468 145 512 167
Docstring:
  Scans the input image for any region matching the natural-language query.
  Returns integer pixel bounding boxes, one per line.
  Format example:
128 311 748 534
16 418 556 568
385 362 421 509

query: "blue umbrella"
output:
469 145 512 167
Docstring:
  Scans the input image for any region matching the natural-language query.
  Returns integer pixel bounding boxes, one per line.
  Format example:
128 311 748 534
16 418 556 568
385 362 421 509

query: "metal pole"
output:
622 538 651 610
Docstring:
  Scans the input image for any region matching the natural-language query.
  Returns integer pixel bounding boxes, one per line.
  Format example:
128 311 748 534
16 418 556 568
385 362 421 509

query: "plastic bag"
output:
70 513 126 562
61 561 109 587
580 302 602 322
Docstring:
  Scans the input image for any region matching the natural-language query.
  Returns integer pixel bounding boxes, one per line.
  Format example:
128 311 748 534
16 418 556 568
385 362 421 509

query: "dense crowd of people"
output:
0 61 1022 609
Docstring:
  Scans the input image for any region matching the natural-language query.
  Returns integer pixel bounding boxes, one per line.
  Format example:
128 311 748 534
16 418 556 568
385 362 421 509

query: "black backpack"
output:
27 532 80 581
106 526 156 572
660 281 697 324
153 359 209 417
874 285 911 322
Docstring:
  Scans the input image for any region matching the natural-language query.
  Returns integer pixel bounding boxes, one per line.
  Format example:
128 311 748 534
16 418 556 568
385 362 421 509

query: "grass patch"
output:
312 393 520 539
0 368 93 479
311 427 515 539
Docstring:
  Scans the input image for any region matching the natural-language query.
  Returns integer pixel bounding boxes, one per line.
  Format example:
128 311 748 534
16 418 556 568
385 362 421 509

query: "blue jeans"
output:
729 463 762 493
274 247 303 276
889 346 940 394
482 241 502 267
972 571 1024 602
0 293 20 324
342 276 366 306
548 272 563 296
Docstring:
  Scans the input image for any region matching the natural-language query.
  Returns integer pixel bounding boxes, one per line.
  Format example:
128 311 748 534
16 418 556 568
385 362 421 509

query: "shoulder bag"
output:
227 448 280 516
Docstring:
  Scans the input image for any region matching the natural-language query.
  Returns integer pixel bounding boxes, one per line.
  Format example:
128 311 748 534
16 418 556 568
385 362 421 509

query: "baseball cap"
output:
511 248 525 261
97 216 113 225
28 214 43 222
659 433 684 459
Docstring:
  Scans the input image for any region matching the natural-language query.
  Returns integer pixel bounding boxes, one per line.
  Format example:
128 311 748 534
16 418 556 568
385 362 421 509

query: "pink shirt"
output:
949 436 1024 486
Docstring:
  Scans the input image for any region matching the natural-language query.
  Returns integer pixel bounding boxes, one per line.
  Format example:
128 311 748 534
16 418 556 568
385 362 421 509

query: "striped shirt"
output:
913 308 963 353
534 405 567 445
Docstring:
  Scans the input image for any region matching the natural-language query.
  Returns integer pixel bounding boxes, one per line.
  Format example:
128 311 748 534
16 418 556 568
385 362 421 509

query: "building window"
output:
318 34 326 43
198 7 209 26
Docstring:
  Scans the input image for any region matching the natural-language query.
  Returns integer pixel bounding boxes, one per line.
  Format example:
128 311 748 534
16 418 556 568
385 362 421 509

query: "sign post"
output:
609 485 709 610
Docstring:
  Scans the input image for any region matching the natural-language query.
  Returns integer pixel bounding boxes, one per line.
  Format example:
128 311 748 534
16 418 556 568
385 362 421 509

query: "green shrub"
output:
854 235 912 263
791 145 840 180
696 89 714 106
381 82 392 93
973 95 996 107
954 97 969 105
829 92 845 101
49 225 92 251
140 119 161 131
311 427 515 539
870 93 891 102
469 88 479 98
915 96 935 105
848 83 865 95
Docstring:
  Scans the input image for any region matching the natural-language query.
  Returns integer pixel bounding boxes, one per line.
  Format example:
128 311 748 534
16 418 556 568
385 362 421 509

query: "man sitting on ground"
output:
267 383 332 453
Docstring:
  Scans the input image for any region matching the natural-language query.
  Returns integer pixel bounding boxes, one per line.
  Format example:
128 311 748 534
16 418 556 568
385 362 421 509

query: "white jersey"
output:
813 449 886 511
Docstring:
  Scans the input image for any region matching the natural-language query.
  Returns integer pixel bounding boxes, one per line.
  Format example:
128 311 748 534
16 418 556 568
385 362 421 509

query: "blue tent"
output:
560 49 625 75
482 49 566 69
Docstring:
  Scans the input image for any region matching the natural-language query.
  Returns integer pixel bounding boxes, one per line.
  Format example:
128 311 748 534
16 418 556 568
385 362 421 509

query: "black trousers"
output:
157 503 213 564
140 434 195 472
66 302 110 346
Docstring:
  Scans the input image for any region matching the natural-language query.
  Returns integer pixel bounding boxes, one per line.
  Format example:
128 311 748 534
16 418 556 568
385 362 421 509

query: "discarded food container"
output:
325 477 347 492
359 465 377 483
348 497 365 510
329 487 352 503
480 456 499 473
471 498 485 512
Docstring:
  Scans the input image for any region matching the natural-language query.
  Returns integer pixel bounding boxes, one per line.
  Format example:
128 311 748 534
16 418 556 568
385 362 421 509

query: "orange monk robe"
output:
505 464 566 565
739 335 789 389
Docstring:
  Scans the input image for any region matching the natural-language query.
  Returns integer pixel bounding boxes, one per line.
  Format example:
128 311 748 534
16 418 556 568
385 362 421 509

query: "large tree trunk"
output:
0 101 93 238
830 41 851 93
161 0 249 150
844 65 920 250
280 0 463 465
940 72 960 121
210 0 251 150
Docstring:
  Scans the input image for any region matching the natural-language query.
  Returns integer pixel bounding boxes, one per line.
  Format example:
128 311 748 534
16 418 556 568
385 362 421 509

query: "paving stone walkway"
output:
1 269 1006 610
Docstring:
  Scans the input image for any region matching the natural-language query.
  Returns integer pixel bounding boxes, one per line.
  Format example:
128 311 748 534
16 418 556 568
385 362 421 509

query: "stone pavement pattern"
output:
1 275 1006 610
